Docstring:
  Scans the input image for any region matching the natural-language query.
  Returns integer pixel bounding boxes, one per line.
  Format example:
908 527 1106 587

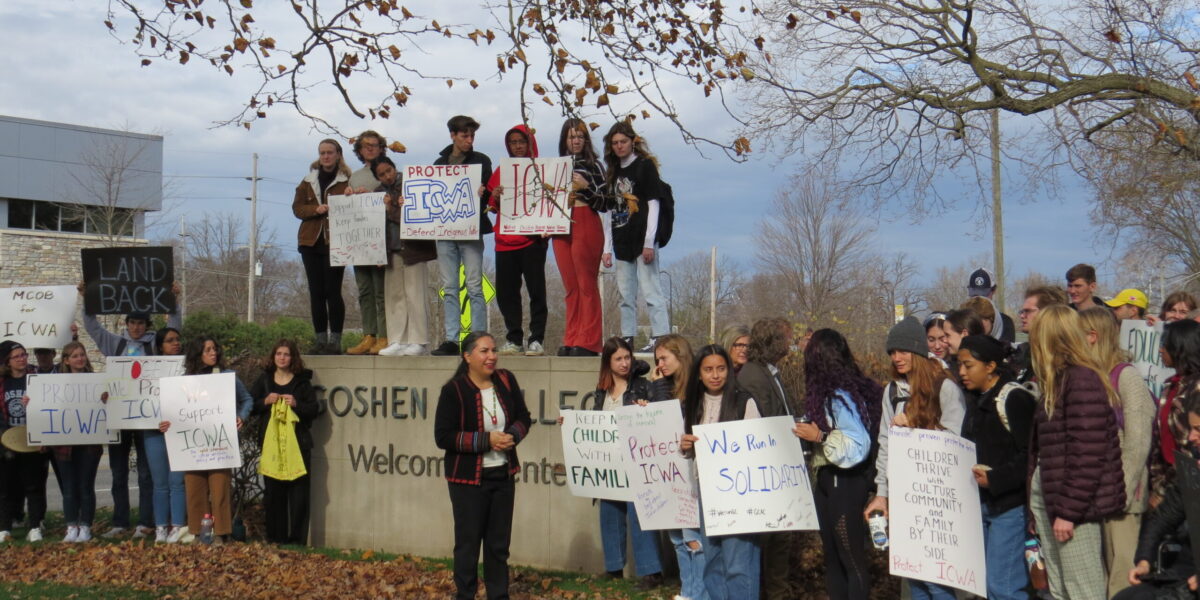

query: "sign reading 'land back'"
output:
81 246 175 315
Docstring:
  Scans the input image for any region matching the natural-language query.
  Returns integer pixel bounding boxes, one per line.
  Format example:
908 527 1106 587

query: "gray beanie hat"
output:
886 316 929 355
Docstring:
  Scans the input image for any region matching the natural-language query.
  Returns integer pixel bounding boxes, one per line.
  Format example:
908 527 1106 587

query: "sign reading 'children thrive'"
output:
159 373 242 471
400 164 482 240
329 192 387 266
693 415 819 536
559 410 634 501
25 374 120 446
887 427 987 598
616 400 700 530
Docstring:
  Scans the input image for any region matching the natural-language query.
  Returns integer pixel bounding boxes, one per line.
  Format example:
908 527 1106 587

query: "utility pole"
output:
178 216 187 319
709 246 717 343
990 109 1006 313
247 153 258 323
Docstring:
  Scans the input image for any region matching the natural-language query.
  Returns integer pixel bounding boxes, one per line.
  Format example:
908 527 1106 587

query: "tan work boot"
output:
346 335 376 355
368 336 389 355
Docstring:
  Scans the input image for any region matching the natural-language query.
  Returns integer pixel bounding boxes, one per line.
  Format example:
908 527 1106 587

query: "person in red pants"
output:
552 118 607 357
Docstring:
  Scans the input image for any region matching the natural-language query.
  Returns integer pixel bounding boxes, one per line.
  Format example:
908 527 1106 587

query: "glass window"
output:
7 199 33 229
59 204 85 233
33 202 59 231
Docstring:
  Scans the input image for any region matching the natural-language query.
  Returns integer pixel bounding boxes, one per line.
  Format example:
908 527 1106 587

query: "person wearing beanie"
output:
864 316 966 600
957 334 1035 599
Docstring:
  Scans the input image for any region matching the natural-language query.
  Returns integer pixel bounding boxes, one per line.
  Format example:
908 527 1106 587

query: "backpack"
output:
655 181 675 248
993 381 1040 433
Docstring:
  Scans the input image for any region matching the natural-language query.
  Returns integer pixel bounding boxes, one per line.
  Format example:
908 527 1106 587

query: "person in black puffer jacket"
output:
250 340 321 545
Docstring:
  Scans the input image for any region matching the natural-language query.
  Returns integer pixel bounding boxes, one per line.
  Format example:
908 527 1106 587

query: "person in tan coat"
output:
293 139 351 354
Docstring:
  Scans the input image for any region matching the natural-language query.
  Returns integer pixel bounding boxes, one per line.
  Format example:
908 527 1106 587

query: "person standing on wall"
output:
601 121 671 353
430 116 493 356
293 139 351 355
433 331 531 600
487 124 548 357
553 118 607 357
372 156 437 357
344 130 390 356
80 281 181 540
250 339 320 545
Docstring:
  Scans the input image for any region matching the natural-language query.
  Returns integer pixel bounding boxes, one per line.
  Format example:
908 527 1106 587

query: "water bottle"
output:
199 514 214 545
868 510 888 550
1023 538 1040 569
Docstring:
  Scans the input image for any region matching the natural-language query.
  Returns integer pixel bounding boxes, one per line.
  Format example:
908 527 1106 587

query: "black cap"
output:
126 311 151 323
967 268 995 297
959 334 1007 363
0 340 23 362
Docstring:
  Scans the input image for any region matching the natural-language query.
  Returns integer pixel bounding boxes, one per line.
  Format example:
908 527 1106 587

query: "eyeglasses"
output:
731 343 749 349
9 352 27 359
1018 308 1038 316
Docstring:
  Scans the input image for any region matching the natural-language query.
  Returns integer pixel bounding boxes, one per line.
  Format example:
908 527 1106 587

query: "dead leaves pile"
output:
0 542 637 599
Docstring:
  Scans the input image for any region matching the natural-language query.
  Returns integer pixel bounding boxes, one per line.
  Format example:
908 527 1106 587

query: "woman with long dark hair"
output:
957 335 1035 600
679 344 762 599
434 331 532 600
792 329 880 600
250 339 319 545
0 341 48 543
159 337 252 545
50 342 104 543
143 327 189 543
293 138 352 354
554 118 607 357
864 316 965 600
1151 319 1200 503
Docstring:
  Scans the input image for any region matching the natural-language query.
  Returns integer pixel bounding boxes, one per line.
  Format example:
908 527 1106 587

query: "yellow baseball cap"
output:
1105 288 1148 310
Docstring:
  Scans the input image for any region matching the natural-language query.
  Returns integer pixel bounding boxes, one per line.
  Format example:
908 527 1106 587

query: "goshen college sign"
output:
306 355 615 572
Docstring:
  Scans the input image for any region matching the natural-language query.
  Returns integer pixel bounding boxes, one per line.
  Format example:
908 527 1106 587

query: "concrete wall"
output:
306 354 611 572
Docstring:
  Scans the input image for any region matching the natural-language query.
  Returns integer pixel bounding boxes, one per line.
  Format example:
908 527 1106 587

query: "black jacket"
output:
1136 478 1195 578
433 369 532 485
961 376 1036 514
250 369 320 452
590 360 655 410
433 144 493 236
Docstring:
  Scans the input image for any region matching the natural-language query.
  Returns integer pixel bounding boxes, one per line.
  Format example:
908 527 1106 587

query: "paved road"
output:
44 456 138 515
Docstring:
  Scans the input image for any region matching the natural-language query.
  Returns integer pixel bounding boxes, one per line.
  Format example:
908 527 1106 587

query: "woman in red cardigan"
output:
433 331 532 600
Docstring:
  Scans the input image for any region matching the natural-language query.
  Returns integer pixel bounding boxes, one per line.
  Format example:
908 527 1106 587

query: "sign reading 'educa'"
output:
80 246 175 315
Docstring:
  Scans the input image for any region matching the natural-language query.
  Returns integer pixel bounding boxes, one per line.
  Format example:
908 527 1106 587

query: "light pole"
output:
659 269 674 334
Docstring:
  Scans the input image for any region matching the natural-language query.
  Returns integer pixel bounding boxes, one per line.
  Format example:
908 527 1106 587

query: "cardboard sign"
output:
25 374 120 445
693 416 819 536
400 164 483 240
329 192 387 266
1121 320 1175 398
80 246 175 315
159 373 242 470
1173 450 1200 571
496 157 573 235
616 400 700 530
560 410 634 501
887 427 986 597
103 356 185 430
0 286 77 350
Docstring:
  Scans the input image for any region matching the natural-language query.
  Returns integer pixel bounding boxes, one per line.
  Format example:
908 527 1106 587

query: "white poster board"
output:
616 400 700 530
560 410 634 501
103 356 185 430
400 164 483 240
887 427 986 597
1121 320 1175 398
692 415 818 536
25 373 120 445
329 192 387 266
0 286 77 350
159 373 242 470
496 157 573 235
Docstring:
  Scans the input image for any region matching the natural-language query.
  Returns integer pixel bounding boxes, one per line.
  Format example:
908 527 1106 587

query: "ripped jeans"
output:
668 527 709 600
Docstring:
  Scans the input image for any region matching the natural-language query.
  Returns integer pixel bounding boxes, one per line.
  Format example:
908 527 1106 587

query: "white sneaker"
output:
0 531 10 543
63 525 79 543
155 526 169 543
132 525 153 539
524 341 545 356
498 342 522 355
75 526 91 543
101 526 127 538
399 343 427 356
178 530 196 544
166 526 189 544
377 342 405 356
26 527 42 542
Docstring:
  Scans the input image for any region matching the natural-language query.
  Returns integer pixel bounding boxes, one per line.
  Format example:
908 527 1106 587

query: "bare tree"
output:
662 251 746 342
61 134 172 244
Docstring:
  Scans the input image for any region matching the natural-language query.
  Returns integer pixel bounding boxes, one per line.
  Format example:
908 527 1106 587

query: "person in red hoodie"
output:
487 125 548 356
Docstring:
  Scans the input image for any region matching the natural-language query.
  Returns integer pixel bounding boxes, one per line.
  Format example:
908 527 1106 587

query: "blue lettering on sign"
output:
403 179 477 224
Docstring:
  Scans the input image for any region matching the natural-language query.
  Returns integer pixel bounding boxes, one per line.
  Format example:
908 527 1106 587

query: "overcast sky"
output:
0 1 1133 309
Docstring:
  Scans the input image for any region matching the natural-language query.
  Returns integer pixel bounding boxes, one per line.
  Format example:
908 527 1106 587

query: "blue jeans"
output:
598 500 662 576
705 534 761 600
55 447 102 527
982 503 1030 600
614 249 670 338
668 527 709 600
142 431 187 527
436 240 486 341
909 580 958 600
109 430 153 529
